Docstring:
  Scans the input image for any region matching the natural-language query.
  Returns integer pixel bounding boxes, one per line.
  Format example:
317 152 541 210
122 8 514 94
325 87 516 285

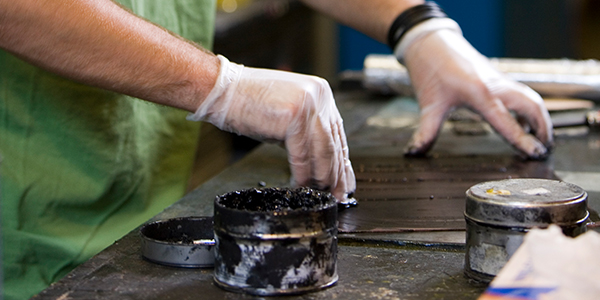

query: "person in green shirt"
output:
0 1 552 299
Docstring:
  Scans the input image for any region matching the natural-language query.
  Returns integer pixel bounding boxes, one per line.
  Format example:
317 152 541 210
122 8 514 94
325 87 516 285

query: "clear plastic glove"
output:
400 21 553 159
187 55 355 202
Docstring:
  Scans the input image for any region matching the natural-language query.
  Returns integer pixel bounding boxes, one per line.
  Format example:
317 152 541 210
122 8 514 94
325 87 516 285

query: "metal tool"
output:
362 54 600 100
552 110 600 128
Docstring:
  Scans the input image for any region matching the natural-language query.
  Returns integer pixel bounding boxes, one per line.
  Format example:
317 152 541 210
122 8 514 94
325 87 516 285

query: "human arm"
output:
300 0 553 159
0 0 354 201
299 0 423 43
0 0 219 112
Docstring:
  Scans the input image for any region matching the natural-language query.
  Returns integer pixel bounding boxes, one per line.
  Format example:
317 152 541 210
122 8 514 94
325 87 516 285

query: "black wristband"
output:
387 2 448 49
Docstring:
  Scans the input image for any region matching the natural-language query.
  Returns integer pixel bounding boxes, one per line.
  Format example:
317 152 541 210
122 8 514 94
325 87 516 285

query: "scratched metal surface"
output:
32 91 490 300
32 92 600 299
340 155 557 233
339 98 558 233
33 231 485 300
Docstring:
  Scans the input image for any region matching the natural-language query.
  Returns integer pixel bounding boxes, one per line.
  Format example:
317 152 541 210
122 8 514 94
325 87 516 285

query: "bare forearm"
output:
0 0 218 112
300 0 424 43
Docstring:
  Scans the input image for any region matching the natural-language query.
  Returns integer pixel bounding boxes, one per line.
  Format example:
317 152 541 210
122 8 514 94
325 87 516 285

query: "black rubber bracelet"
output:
387 2 448 49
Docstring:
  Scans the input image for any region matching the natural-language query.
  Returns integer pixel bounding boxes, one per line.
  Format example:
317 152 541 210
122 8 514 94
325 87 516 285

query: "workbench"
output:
32 89 600 300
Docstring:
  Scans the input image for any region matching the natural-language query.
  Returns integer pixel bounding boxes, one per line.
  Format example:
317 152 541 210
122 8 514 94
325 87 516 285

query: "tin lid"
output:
140 216 215 268
465 178 588 227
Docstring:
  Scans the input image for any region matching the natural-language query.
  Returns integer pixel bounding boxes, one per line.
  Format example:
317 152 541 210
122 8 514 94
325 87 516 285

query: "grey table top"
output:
33 90 600 300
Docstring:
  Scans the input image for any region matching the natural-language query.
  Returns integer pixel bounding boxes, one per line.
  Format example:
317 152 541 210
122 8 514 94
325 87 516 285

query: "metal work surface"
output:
33 91 600 299
34 234 484 300
341 154 557 233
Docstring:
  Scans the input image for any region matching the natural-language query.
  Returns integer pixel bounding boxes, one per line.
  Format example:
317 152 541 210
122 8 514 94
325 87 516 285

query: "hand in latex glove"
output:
188 55 355 202
399 20 553 159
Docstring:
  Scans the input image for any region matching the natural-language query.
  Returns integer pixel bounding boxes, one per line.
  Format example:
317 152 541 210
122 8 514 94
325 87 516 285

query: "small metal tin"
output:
464 178 588 282
140 216 215 268
213 187 338 296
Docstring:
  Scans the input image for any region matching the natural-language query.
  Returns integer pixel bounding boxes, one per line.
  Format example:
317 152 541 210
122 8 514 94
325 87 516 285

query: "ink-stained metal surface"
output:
339 155 558 233
338 98 558 234
33 232 486 300
32 91 600 300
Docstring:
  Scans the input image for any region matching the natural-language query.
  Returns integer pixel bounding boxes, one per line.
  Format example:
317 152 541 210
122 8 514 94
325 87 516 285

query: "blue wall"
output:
338 0 504 71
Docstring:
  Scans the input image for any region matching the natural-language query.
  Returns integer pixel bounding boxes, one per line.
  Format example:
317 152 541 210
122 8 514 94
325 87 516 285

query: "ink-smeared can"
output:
213 187 338 296
140 216 215 268
464 178 588 282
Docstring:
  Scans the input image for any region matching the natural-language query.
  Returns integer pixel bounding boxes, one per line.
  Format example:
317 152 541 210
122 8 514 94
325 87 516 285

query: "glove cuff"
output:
393 17 462 64
187 55 244 126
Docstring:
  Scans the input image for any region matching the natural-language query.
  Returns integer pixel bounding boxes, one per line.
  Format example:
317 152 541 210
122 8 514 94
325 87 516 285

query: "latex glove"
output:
398 19 553 159
188 55 355 202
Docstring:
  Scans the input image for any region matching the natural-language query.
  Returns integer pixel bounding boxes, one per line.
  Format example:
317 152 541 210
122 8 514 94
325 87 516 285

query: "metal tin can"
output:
464 178 588 282
213 187 338 296
140 217 215 268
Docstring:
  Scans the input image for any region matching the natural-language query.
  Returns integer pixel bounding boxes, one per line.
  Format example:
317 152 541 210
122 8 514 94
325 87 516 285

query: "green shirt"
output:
0 1 215 299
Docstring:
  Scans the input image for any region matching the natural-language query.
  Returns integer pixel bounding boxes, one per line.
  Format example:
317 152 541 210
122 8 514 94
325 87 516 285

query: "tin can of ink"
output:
464 178 588 282
213 187 338 296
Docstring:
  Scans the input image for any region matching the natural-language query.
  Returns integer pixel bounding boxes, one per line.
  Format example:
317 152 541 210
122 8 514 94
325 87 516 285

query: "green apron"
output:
0 1 215 299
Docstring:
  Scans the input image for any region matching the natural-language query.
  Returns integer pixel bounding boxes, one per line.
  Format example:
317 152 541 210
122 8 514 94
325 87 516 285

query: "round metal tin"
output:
464 178 588 282
213 187 338 296
140 216 215 268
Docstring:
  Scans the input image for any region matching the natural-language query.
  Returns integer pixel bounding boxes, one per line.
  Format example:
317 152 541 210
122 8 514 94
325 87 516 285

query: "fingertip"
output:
331 190 345 204
519 134 550 161
404 108 447 157
337 196 358 210
541 130 554 152
404 144 428 157
532 143 551 161
545 139 555 152
403 132 435 157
